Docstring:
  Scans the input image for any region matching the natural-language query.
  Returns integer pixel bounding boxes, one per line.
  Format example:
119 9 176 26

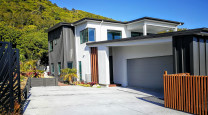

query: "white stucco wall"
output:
97 46 110 85
112 38 173 86
75 21 130 82
75 20 175 85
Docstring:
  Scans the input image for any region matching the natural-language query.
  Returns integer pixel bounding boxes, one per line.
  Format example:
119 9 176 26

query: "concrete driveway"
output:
24 86 188 115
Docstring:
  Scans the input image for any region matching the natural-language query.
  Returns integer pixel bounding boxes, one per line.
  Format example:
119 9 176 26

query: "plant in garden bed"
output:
60 68 78 84
77 82 101 88
20 60 44 78
87 82 97 87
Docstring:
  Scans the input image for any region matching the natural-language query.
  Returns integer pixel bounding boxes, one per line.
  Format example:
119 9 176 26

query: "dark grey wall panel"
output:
199 38 206 75
173 35 208 76
127 56 173 90
48 26 75 78
173 38 178 73
63 26 76 68
192 37 200 75
206 39 208 75
173 36 192 74
176 38 183 73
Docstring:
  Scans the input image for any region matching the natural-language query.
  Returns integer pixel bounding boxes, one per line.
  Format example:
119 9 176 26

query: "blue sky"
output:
50 0 208 29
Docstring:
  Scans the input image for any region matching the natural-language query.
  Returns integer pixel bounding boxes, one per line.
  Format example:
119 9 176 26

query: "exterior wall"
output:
112 40 173 86
173 35 208 75
63 26 76 68
97 46 110 85
48 27 63 77
48 26 75 78
75 21 130 82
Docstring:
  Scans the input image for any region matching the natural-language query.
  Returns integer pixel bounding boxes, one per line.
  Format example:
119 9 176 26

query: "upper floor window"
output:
80 28 95 44
107 30 122 40
49 41 53 51
131 32 143 37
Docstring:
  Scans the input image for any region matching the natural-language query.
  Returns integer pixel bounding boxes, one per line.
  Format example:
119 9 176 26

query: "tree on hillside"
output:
0 0 115 65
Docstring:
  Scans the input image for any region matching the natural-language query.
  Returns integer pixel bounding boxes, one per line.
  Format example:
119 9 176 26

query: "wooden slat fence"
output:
164 71 208 115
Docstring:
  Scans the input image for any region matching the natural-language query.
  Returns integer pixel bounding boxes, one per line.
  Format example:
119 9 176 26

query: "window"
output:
51 63 54 74
79 61 82 81
80 28 95 44
131 32 143 37
58 62 61 75
54 40 57 45
49 41 53 51
107 30 122 40
88 28 95 41
67 62 73 69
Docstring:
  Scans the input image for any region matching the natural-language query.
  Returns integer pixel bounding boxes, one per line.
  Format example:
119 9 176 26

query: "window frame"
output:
107 30 122 40
67 62 73 69
88 28 95 42
80 28 96 44
58 62 61 75
49 41 53 52
131 32 143 37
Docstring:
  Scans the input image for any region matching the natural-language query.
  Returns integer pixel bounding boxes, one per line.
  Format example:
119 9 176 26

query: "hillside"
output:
0 0 114 64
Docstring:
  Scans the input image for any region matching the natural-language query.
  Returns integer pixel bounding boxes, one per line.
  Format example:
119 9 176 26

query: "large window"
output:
80 28 95 44
107 30 122 40
51 63 54 74
67 62 73 69
49 41 53 51
58 62 61 75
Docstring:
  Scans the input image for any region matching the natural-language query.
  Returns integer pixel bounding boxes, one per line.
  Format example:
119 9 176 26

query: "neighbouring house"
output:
48 17 208 91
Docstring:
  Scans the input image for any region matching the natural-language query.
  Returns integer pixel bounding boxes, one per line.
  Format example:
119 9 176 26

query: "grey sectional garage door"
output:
127 56 173 90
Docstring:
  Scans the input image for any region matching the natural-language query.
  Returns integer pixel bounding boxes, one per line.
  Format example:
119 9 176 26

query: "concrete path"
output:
24 86 189 115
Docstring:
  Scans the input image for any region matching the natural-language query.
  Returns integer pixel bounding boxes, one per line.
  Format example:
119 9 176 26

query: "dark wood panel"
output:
91 47 98 83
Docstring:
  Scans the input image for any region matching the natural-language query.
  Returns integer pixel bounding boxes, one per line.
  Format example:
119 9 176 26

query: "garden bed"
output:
30 77 58 87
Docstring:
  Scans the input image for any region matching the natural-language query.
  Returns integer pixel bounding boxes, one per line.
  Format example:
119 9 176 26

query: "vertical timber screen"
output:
90 47 98 83
164 71 208 115
0 42 21 114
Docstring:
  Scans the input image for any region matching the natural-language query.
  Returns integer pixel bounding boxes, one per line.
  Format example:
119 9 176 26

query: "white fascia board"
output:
87 20 126 26
146 20 179 28
88 36 172 47
127 19 179 27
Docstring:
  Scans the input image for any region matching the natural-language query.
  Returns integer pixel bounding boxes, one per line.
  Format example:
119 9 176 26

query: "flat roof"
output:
48 17 184 32
86 28 208 45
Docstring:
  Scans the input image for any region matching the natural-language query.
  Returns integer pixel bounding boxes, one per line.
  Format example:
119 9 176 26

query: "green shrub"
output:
60 68 78 84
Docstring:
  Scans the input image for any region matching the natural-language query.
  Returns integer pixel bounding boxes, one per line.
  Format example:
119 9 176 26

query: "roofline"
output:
127 17 184 25
48 17 184 32
86 28 208 45
73 17 184 25
47 22 73 32
73 18 126 25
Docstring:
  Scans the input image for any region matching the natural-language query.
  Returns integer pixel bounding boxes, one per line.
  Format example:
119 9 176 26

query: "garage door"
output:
127 55 173 90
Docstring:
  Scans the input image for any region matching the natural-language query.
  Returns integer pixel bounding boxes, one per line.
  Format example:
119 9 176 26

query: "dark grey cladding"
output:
173 35 208 75
48 25 76 78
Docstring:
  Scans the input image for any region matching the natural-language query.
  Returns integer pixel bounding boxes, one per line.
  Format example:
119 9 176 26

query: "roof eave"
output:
47 22 72 32
86 28 208 46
